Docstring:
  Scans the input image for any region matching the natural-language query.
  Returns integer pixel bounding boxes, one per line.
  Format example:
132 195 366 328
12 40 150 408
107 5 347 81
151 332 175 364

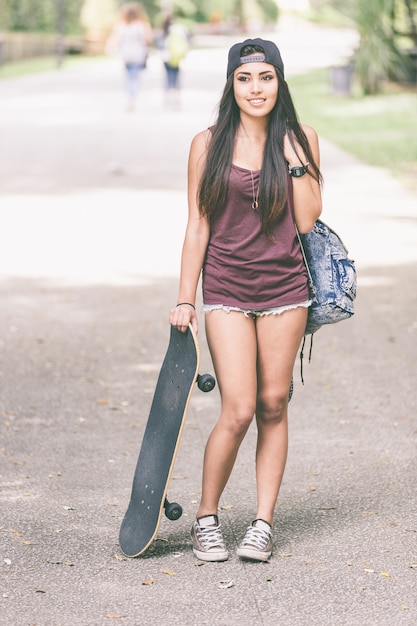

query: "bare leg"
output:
196 310 258 518
253 307 308 525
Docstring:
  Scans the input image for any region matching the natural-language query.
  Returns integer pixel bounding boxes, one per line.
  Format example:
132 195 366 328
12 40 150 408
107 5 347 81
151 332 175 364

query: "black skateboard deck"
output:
119 324 215 557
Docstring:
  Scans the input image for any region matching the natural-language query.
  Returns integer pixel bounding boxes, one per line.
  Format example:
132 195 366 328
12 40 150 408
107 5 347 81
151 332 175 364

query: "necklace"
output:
250 170 260 211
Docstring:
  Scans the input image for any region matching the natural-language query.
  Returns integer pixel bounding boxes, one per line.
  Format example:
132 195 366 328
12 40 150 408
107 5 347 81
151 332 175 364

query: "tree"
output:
0 0 84 34
329 0 412 93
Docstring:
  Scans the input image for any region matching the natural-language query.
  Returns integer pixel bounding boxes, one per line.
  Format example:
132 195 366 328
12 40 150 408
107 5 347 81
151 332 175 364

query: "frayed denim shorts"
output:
203 300 311 320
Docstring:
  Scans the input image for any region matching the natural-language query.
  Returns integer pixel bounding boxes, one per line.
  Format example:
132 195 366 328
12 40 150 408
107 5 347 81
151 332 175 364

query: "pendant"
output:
252 200 258 210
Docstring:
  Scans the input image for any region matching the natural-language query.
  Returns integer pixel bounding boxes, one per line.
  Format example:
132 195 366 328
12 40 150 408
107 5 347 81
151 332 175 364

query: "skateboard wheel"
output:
165 501 183 521
197 373 216 393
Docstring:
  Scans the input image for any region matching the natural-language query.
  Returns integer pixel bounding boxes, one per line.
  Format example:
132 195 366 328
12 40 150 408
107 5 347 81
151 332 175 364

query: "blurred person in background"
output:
107 2 153 110
158 13 190 108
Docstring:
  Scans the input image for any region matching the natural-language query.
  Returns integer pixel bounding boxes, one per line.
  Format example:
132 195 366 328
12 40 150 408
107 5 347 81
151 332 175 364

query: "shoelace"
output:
241 525 271 550
197 524 225 549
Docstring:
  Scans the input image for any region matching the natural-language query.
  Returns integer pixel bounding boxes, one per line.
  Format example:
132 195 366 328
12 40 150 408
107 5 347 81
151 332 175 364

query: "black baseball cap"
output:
226 38 284 78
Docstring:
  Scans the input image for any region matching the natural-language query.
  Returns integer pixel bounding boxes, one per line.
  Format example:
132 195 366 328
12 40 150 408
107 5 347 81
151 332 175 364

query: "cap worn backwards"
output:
226 38 284 78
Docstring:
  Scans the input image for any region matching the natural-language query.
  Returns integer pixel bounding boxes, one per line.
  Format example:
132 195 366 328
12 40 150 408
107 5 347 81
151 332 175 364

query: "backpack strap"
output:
299 334 314 385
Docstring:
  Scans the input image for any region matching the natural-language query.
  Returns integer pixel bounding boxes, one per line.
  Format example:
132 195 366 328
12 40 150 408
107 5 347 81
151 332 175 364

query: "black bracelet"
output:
176 302 195 310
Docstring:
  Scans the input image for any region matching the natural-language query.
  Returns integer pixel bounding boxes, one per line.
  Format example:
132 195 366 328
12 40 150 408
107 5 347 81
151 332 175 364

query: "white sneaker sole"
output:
236 546 271 562
193 547 229 562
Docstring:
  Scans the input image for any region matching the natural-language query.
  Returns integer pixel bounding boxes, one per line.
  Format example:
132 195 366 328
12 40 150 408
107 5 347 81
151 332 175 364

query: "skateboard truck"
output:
164 498 183 520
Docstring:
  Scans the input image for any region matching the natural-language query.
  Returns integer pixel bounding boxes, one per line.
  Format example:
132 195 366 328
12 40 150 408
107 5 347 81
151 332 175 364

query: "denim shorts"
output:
203 300 311 319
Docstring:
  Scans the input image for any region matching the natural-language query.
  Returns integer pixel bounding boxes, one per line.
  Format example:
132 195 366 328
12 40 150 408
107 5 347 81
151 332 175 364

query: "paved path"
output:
0 17 416 626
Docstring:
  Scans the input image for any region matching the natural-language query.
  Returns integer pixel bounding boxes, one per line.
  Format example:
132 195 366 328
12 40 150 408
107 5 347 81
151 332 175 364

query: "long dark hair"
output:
198 47 322 237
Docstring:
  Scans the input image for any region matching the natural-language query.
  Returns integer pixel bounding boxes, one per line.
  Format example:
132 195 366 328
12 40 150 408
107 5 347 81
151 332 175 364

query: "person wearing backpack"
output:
169 39 323 562
160 14 190 108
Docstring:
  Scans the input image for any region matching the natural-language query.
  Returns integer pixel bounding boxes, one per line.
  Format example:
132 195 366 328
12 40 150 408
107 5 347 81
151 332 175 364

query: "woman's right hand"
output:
169 303 198 334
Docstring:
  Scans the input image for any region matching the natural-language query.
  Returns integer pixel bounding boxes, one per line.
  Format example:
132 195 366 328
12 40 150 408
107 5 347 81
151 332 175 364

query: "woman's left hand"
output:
283 130 306 167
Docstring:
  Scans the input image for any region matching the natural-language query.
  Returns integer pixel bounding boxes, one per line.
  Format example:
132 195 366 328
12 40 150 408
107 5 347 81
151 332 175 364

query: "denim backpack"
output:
297 219 357 336
295 220 357 381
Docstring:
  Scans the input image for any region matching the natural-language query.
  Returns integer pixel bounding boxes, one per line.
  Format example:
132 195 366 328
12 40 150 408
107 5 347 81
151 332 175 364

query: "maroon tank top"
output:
202 164 309 309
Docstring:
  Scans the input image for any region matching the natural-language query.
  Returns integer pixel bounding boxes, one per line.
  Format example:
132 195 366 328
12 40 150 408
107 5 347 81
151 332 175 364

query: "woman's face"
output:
233 61 278 118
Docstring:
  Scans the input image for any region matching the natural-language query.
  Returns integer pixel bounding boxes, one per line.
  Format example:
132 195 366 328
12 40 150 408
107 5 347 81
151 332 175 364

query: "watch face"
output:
290 165 307 178
291 166 305 177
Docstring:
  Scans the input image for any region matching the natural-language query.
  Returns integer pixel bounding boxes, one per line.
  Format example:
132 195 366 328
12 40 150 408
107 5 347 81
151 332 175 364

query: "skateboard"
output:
119 324 215 557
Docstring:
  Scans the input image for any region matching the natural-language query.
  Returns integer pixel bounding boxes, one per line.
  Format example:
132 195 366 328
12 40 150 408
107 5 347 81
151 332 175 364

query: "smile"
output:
248 98 265 105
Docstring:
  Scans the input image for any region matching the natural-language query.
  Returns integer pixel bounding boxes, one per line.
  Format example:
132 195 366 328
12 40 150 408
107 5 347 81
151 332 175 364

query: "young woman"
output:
169 38 322 562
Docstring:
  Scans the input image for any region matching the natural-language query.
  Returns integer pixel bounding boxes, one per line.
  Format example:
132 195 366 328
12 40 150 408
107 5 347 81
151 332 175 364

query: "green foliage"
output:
290 68 417 188
0 0 85 34
257 0 279 23
172 0 198 20
325 0 413 93
136 0 160 25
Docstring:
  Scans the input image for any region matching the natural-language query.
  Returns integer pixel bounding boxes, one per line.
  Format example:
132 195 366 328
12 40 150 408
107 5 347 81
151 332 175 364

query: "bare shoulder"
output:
190 129 211 153
300 123 319 147
189 129 211 168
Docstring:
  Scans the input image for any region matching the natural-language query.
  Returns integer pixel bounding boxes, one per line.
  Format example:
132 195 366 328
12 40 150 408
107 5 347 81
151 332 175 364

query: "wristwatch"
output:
288 162 309 178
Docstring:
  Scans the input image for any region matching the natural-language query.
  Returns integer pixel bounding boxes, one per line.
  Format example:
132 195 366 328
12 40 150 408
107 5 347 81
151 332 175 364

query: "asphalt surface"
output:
1 16 416 626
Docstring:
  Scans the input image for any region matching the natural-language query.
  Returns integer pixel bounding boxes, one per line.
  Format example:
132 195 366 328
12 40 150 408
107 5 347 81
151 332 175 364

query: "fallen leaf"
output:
401 605 410 611
277 553 292 558
266 576 273 582
218 580 234 589
310 486 317 491
381 572 391 578
220 504 235 510
96 398 109 405
106 615 126 620
114 554 126 561
364 568 375 574
162 569 177 576
142 579 154 586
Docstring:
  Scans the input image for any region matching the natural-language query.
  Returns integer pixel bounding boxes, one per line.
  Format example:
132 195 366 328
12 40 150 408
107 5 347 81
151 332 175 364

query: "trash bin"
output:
331 63 353 96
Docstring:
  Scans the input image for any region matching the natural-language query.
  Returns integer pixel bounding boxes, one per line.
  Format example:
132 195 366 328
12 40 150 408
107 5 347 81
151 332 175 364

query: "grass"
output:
0 54 101 79
289 68 417 190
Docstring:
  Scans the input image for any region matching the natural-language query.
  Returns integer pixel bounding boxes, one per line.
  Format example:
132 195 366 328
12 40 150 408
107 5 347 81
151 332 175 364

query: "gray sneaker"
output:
236 519 273 561
191 514 229 562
